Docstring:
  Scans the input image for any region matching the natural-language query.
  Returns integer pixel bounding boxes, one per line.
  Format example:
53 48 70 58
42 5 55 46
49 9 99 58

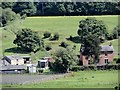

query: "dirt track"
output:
1 73 70 84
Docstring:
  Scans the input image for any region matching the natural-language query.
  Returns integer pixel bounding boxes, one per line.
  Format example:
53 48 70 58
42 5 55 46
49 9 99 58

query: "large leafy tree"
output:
78 17 107 62
78 17 108 41
13 28 44 53
50 47 78 73
81 34 101 62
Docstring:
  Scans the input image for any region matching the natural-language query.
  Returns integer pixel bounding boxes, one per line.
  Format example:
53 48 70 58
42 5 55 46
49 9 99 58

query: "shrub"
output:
112 30 118 39
45 45 52 51
53 33 59 40
69 35 73 41
43 31 51 38
60 42 68 48
38 69 43 73
71 66 80 71
114 58 120 63
106 34 113 40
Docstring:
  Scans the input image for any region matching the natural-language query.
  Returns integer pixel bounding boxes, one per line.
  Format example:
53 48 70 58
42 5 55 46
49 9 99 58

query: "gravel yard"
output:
1 73 70 84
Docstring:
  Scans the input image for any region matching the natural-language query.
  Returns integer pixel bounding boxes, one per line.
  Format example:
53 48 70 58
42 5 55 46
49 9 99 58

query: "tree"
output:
50 48 78 73
77 17 108 42
81 34 101 62
13 2 36 16
2 2 15 9
13 28 44 53
1 8 20 26
77 18 106 62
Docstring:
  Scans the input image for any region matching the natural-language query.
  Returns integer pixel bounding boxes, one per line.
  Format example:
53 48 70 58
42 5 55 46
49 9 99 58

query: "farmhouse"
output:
80 43 114 65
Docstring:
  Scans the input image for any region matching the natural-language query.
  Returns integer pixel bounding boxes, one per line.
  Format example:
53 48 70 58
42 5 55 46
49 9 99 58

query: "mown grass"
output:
2 70 118 88
1 15 119 60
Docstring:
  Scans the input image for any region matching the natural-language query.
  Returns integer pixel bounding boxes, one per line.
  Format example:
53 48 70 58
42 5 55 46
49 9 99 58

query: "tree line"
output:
2 2 120 16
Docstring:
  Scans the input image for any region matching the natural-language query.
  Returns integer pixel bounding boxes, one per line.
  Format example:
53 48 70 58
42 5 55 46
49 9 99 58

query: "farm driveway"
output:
1 73 70 84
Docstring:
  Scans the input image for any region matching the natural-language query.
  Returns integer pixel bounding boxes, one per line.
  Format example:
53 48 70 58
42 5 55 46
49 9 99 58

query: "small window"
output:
105 59 108 64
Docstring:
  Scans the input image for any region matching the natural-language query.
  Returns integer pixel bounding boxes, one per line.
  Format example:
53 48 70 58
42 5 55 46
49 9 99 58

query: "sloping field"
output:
1 15 119 59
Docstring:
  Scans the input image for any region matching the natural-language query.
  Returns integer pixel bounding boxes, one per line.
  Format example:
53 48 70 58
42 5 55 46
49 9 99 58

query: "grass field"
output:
1 15 119 60
2 70 118 88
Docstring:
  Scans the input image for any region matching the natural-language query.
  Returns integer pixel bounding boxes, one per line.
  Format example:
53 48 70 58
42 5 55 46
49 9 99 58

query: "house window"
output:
105 59 108 64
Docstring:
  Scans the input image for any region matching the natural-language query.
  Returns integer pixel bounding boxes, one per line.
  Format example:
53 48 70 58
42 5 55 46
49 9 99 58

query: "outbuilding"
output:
38 60 49 70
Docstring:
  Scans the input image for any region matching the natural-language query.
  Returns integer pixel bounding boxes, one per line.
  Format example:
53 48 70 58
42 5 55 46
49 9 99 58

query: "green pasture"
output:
3 70 118 88
1 15 119 59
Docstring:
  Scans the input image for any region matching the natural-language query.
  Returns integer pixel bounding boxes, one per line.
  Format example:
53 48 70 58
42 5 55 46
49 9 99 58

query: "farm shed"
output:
38 60 49 70
27 64 36 73
2 55 24 65
0 65 26 74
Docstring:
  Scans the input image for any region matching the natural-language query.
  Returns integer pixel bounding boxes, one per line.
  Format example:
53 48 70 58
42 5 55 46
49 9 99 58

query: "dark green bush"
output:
38 69 43 73
77 64 120 71
69 35 73 41
106 34 113 40
114 58 120 63
53 33 59 40
43 31 51 38
45 45 52 51
71 66 80 71
60 42 68 48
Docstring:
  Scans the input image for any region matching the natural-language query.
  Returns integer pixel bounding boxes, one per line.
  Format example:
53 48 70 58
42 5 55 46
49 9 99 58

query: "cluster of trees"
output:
2 2 120 16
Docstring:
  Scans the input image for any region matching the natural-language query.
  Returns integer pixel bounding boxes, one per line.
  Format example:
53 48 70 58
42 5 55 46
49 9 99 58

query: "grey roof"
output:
3 55 23 60
100 45 114 52
80 45 114 53
0 65 26 71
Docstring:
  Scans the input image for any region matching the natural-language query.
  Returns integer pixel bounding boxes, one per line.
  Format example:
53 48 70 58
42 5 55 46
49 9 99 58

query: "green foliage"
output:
113 26 120 37
113 58 120 63
71 66 80 71
2 2 15 9
1 8 20 26
78 17 107 62
53 32 59 40
43 31 51 38
2 2 120 16
60 41 68 48
77 17 107 40
50 48 78 73
45 44 52 51
82 34 101 61
13 2 36 16
13 28 44 53
106 33 113 40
